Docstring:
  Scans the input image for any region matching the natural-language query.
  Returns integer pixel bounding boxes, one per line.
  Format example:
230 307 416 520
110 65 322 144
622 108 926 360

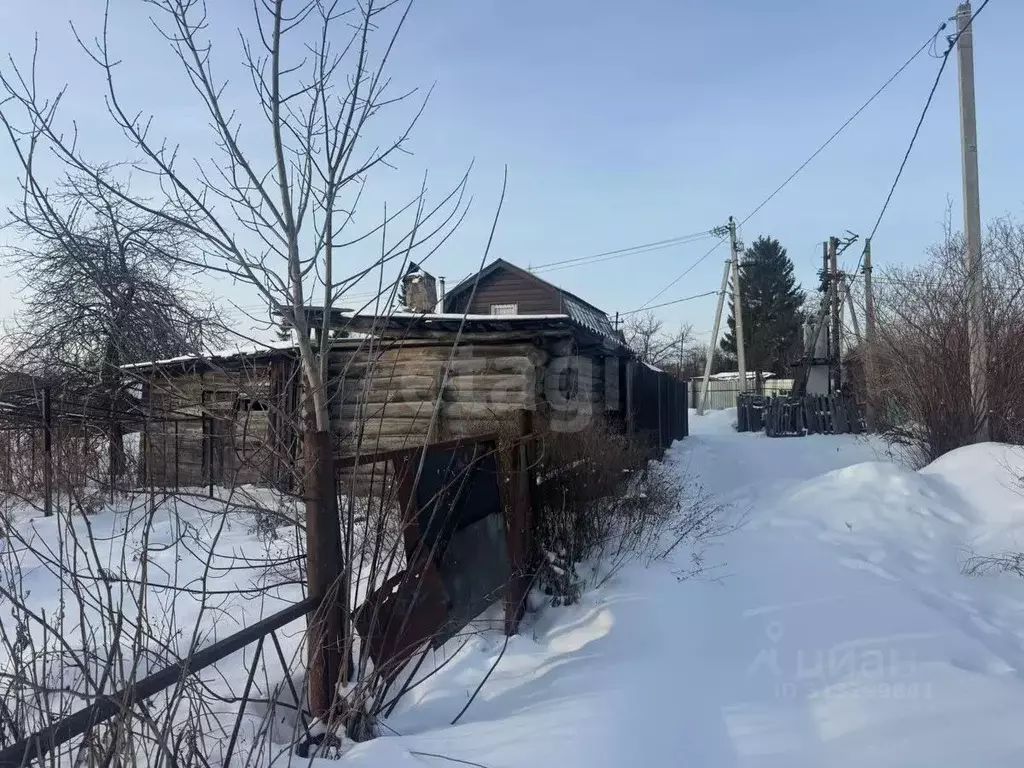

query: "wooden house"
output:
127 261 666 489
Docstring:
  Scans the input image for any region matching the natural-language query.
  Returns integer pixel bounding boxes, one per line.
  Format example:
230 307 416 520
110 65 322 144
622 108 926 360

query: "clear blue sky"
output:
2 0 1022 347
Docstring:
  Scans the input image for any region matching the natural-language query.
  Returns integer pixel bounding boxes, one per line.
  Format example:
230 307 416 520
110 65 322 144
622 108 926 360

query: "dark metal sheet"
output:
414 445 501 557
435 513 512 644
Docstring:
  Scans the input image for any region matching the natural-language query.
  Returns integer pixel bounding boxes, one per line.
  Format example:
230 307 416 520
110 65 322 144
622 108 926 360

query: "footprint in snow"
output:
950 651 1016 676
865 549 887 565
969 614 1003 636
837 557 898 581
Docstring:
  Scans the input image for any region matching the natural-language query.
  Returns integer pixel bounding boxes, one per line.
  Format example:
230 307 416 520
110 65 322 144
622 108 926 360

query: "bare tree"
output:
0 0 470 727
3 171 222 484
677 342 730 380
624 312 663 364
657 324 694 378
624 312 692 372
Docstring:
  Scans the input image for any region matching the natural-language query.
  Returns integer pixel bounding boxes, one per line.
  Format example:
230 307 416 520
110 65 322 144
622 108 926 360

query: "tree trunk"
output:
108 420 126 494
101 315 128 494
304 428 350 719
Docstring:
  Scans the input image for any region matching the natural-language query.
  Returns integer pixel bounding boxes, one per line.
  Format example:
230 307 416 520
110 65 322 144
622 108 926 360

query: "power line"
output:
633 21 949 314
851 0 991 281
865 273 1020 294
633 239 729 312
619 290 719 317
529 230 715 273
866 45 953 242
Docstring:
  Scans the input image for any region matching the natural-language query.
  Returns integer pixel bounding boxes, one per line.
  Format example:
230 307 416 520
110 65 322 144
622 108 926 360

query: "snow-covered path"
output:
666 411 1024 766
352 410 1024 767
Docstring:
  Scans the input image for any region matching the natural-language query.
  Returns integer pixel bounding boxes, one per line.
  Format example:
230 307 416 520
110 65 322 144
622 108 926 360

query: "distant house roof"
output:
709 371 777 381
443 259 622 342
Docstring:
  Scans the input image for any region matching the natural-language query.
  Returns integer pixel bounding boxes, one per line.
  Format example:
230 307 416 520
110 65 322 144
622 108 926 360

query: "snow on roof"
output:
344 311 572 322
121 339 298 370
709 371 777 381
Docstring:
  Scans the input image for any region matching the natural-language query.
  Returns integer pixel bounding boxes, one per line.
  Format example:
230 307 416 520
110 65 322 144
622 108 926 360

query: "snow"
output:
120 339 299 369
345 416 1024 767
709 371 777 380
8 414 1024 766
346 311 572 322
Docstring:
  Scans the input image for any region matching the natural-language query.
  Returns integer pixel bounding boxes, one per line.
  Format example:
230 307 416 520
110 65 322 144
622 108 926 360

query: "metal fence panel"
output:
690 379 794 411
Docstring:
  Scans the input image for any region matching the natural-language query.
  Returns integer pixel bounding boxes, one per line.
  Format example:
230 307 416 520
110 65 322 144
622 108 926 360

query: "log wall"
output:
137 335 619 490
330 340 549 455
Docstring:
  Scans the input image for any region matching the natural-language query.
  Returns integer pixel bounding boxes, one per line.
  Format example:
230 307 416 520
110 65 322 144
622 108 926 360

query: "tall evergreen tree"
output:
721 236 805 382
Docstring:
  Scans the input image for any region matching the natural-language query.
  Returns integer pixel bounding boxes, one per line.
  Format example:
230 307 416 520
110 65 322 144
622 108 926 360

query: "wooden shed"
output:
125 344 301 488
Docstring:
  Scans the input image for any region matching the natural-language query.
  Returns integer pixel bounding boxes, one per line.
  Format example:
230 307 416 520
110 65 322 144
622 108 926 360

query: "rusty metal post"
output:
304 429 346 718
206 414 215 499
505 409 534 635
656 374 664 449
174 420 180 489
625 361 636 436
42 387 53 517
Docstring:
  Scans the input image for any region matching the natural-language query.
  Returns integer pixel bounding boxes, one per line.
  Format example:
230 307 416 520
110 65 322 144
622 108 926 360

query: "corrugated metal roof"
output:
561 293 617 340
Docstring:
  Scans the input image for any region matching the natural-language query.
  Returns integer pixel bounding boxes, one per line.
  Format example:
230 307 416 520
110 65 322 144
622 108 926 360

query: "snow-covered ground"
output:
348 409 1024 767
7 410 1024 766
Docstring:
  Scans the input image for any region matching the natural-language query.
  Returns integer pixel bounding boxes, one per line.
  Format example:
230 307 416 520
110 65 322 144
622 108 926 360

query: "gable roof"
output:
444 258 620 341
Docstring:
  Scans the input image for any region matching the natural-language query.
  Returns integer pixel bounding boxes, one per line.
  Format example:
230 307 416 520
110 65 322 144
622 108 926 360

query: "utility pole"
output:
728 216 748 392
697 256 732 416
677 326 684 380
828 236 841 395
956 1 989 441
863 238 877 430
842 274 861 343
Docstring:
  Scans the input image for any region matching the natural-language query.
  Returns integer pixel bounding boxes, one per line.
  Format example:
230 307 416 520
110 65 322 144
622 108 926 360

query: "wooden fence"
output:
628 363 688 450
736 393 864 437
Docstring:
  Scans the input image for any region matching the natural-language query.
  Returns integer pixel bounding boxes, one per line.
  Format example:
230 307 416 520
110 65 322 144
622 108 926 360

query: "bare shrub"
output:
962 549 1024 578
533 421 700 605
864 213 1024 466
0 482 312 767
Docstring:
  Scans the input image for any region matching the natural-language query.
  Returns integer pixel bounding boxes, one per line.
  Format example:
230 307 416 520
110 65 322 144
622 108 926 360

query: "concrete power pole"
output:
728 216 748 392
863 238 877 430
828 236 841 394
697 256 733 416
956 1 989 441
